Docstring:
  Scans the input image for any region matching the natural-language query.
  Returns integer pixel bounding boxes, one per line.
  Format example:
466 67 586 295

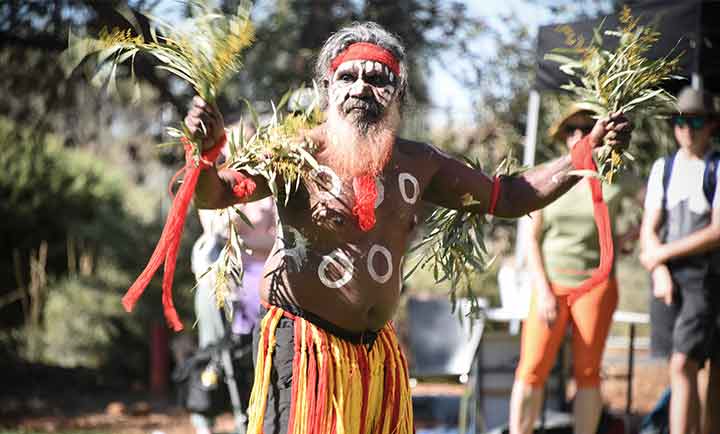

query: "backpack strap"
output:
661 151 677 212
703 150 720 205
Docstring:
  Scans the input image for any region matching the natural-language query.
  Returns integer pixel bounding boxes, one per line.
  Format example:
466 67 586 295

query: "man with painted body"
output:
186 22 631 434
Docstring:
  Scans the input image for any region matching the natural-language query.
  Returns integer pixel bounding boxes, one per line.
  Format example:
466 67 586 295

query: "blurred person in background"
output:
639 86 720 434
190 132 277 434
509 107 643 434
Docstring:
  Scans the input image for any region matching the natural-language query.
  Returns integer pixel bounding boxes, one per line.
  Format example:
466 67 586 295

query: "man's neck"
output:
679 142 710 160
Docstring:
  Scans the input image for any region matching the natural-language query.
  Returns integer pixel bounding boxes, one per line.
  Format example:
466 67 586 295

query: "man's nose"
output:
348 78 372 97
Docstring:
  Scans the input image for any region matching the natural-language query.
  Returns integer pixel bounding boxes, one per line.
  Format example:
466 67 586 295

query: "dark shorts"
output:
650 266 720 363
251 305 381 434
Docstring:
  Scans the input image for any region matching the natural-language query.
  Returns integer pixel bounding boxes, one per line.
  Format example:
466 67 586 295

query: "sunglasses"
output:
672 116 707 129
563 124 594 135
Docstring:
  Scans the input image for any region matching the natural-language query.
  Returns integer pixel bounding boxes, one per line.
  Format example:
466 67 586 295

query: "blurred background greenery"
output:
0 0 678 390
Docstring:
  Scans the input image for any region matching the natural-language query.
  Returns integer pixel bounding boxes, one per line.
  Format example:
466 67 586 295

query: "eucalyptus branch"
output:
546 5 682 182
61 1 255 157
406 157 497 318
227 86 324 205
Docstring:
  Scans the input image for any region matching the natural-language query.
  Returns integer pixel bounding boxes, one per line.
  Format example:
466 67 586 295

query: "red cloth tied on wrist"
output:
352 174 378 232
121 133 226 331
330 42 400 76
227 170 257 199
488 176 501 215
567 135 614 305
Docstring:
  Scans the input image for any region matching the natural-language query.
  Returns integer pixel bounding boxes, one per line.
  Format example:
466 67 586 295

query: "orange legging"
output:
515 277 618 388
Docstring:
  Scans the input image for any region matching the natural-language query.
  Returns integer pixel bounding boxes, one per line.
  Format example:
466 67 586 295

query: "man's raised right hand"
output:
184 96 225 151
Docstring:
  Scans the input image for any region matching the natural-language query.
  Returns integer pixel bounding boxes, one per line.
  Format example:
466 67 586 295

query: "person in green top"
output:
508 107 644 434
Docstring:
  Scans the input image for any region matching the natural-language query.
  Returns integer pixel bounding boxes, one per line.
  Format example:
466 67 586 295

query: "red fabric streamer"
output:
227 170 257 199
330 42 400 76
352 174 378 231
567 135 614 305
121 134 226 331
488 175 501 215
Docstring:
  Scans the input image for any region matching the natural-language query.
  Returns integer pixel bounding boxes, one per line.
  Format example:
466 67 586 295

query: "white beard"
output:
324 102 400 179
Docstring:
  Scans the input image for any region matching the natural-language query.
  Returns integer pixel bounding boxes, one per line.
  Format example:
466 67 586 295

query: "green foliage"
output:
404 157 497 318
209 89 323 308
42 268 145 372
0 117 197 373
62 2 255 105
62 1 255 166
0 118 125 281
229 89 323 203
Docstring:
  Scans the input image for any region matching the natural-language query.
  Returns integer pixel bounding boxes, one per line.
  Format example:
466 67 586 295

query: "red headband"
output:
330 42 400 76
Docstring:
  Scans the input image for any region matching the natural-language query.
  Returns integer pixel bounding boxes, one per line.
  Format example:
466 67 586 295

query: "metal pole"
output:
515 90 541 266
692 73 703 91
626 323 636 416
475 341 484 434
221 345 248 434
523 90 541 168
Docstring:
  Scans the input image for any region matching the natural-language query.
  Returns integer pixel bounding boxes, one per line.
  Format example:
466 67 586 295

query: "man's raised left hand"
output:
588 111 632 150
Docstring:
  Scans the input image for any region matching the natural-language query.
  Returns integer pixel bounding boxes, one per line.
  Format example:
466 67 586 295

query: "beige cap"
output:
675 86 718 117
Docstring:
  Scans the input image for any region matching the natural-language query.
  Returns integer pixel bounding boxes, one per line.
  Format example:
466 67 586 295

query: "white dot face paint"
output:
311 165 342 200
329 60 398 110
318 249 354 289
367 244 393 284
375 177 385 208
398 173 420 204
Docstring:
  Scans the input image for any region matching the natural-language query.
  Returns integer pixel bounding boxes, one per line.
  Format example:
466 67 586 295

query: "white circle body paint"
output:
367 244 393 284
398 173 420 204
318 249 354 289
311 165 342 199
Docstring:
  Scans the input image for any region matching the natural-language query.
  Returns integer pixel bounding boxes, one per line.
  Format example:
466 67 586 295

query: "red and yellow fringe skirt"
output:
247 304 414 434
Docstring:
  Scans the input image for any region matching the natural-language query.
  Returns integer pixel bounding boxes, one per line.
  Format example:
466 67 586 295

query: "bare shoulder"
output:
395 137 445 162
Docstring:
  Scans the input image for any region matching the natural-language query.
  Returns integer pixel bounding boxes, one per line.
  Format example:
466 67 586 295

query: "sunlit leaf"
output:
547 5 681 183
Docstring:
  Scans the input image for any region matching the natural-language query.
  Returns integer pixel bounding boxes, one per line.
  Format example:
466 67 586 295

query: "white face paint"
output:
318 249 354 289
367 244 393 284
398 173 420 204
310 165 343 200
329 60 398 116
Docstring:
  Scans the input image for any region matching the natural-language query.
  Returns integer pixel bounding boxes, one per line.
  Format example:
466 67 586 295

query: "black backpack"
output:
172 334 253 416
